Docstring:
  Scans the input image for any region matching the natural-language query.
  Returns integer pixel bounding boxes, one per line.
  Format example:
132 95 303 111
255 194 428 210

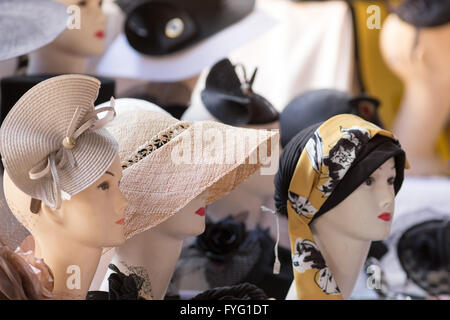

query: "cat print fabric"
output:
292 238 340 295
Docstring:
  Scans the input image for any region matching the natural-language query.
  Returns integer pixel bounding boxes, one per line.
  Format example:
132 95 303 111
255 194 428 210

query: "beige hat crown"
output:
106 107 278 239
0 75 118 209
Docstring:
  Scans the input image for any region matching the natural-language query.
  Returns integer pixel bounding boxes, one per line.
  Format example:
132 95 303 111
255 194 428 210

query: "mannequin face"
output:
151 191 209 240
53 0 106 56
312 157 396 241
4 156 128 248
50 156 128 247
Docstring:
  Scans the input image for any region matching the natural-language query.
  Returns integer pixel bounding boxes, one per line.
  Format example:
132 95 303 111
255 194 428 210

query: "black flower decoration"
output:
196 216 247 263
107 264 146 300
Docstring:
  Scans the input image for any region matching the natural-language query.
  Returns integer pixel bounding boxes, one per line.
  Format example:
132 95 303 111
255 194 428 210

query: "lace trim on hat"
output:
122 122 190 169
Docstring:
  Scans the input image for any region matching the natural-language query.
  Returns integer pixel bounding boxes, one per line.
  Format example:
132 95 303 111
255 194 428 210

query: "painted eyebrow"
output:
105 171 115 177
377 165 396 171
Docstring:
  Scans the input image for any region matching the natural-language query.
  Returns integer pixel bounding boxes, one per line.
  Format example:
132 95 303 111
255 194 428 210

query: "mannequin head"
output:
310 157 396 242
0 75 125 299
3 155 127 249
52 0 106 57
274 114 407 299
95 101 277 299
380 12 450 176
27 0 106 74
151 191 208 241
380 15 450 90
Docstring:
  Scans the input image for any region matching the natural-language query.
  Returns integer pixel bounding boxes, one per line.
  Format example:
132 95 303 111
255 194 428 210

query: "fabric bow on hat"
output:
201 58 279 126
0 75 120 212
28 98 117 209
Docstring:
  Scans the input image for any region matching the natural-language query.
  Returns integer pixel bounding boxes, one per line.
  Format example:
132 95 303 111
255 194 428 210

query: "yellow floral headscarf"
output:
275 114 408 299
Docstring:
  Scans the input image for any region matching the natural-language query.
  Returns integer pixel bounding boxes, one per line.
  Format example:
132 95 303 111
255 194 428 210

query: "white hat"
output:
0 0 68 61
96 6 277 82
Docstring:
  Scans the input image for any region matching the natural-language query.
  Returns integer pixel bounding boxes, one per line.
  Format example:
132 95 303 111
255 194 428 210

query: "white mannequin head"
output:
380 15 450 176
311 157 396 241
3 155 128 249
53 0 106 57
151 191 209 241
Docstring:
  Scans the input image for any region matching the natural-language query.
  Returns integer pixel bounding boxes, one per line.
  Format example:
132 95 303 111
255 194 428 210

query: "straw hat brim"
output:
117 120 277 240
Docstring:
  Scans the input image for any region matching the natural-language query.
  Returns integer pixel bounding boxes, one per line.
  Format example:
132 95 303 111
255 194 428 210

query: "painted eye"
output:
365 177 375 186
387 177 395 185
77 0 87 7
97 181 110 191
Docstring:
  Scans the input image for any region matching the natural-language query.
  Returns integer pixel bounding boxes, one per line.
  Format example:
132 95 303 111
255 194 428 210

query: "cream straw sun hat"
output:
0 74 118 210
106 108 279 239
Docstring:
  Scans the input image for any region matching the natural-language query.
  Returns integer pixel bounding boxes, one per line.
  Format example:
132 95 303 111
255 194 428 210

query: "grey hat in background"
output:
0 0 68 61
0 75 118 209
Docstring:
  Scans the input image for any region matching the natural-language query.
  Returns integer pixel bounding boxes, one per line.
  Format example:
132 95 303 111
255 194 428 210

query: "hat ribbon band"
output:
28 98 117 209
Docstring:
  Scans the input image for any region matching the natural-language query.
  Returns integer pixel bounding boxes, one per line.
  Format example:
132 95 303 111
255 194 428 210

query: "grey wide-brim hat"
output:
0 0 68 61
0 75 118 209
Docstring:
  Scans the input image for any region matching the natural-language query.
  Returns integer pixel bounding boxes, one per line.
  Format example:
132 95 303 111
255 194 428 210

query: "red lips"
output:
95 31 105 39
115 218 125 225
378 212 392 222
195 207 206 217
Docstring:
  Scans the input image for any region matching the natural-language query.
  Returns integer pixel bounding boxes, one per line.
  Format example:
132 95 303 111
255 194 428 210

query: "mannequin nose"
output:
377 184 395 209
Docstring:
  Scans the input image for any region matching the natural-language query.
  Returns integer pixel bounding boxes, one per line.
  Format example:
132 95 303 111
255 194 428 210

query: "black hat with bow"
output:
201 58 279 126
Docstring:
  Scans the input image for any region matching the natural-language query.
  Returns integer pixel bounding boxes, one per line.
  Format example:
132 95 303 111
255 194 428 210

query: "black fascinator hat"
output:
397 219 450 296
201 58 279 126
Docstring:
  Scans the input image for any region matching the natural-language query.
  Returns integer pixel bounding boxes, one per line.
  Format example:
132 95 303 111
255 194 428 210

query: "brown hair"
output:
0 245 53 300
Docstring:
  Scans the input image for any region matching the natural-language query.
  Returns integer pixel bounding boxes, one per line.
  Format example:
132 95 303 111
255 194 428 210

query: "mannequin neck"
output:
402 78 450 112
34 234 102 300
27 44 88 75
110 229 184 300
393 77 450 175
310 221 371 300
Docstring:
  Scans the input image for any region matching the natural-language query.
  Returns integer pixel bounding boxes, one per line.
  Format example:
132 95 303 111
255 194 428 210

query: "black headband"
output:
275 123 406 220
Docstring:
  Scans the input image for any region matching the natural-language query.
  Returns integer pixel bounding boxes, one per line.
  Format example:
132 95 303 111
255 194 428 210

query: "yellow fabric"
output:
287 114 399 299
351 1 402 131
352 0 449 168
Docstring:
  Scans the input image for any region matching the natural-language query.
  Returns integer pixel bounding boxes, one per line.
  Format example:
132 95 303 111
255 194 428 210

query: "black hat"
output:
279 89 383 148
386 0 450 28
398 218 450 296
0 75 115 127
121 0 255 56
201 58 279 126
